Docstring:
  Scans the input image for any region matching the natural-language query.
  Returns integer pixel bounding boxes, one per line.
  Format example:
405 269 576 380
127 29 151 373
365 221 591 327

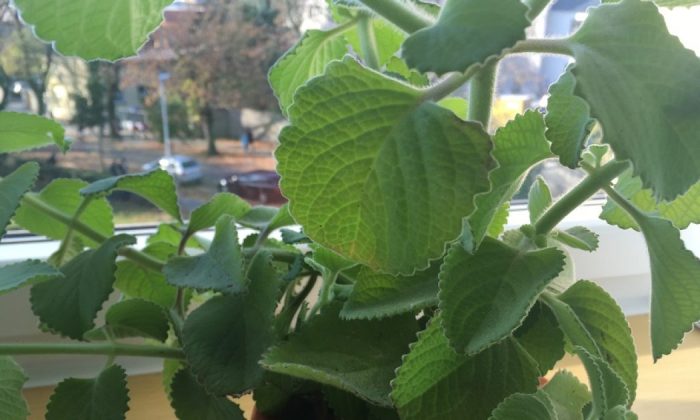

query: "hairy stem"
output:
509 38 574 56
534 160 630 235
421 65 481 103
0 342 184 360
602 181 647 222
468 60 498 128
357 16 381 70
357 0 433 33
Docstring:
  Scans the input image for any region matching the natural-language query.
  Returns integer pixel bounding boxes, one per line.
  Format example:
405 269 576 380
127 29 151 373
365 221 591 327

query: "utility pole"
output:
158 70 171 157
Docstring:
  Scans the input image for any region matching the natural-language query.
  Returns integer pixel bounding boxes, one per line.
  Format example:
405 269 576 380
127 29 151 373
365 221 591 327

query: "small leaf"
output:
277 57 494 274
402 0 530 75
165 215 245 293
0 112 68 153
186 193 251 237
514 303 565 375
84 299 169 342
170 369 244 420
262 302 418 407
182 253 279 395
346 18 405 66
81 170 181 222
488 391 557 420
0 162 39 238
15 179 114 247
576 347 630 418
45 364 129 420
237 204 295 231
391 317 539 420
0 260 63 296
385 56 429 87
115 242 178 308
528 176 553 224
469 111 552 248
31 234 136 340
13 0 173 60
553 226 600 252
341 262 439 320
542 371 591 420
0 357 29 420
439 239 565 355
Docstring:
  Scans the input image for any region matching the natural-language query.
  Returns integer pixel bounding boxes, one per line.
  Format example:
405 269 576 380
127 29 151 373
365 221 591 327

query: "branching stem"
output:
468 60 498 128
509 38 574 56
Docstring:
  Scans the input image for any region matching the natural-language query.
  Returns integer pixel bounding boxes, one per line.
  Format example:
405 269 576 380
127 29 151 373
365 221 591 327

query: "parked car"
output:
219 170 286 205
142 155 203 183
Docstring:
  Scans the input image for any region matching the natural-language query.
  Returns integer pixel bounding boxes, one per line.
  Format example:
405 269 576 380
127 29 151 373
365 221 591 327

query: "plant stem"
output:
468 60 498 128
534 160 630 235
523 0 552 20
602 181 646 222
357 16 381 70
509 38 574 56
357 0 433 33
421 65 481 103
0 342 184 359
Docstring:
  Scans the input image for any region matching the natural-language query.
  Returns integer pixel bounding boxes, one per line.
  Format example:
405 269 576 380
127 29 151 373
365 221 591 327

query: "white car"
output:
142 155 203 183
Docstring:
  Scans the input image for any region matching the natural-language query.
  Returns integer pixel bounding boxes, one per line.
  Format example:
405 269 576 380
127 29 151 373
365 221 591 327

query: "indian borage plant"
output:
0 0 699 418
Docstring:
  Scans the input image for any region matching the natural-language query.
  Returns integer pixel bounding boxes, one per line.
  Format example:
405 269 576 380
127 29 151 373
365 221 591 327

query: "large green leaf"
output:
601 170 700 230
341 262 439 320
115 242 178 308
15 179 114 247
13 0 173 60
468 111 552 248
439 239 565 355
0 260 63 296
84 299 169 342
165 215 245 293
262 302 418 407
566 0 700 200
185 193 251 237
277 57 494 274
544 71 594 169
402 0 530 74
182 253 279 395
45 365 129 420
391 318 539 420
514 303 565 375
31 235 136 340
170 369 244 420
81 170 181 221
0 357 29 420
0 112 68 153
0 162 39 237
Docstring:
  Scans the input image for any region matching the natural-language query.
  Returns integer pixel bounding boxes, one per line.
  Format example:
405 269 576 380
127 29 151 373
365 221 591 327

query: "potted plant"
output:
1 0 699 418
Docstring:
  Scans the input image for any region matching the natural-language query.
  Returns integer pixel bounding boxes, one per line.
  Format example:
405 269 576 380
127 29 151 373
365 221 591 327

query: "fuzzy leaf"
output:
186 193 251 236
81 170 181 221
13 0 172 60
182 253 279 395
165 215 245 293
402 0 530 75
385 56 429 87
0 357 29 420
115 242 178 308
263 302 418 407
528 176 552 224
237 204 294 231
576 347 630 418
84 299 169 342
31 235 136 340
514 303 565 375
0 260 63 296
346 18 405 66
439 239 565 355
553 226 600 252
469 111 552 248
542 371 591 420
0 162 39 237
488 392 556 420
170 369 244 420
391 318 539 420
567 0 700 200
0 112 68 153
277 57 494 274
45 365 129 420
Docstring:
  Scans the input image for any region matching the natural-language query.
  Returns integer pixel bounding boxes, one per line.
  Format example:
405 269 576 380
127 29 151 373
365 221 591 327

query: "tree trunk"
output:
107 63 122 140
98 123 106 173
201 105 218 156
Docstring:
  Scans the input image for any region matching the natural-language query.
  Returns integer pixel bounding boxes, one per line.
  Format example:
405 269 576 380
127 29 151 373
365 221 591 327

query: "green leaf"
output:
552 226 600 252
182 253 279 395
45 364 129 420
15 179 114 247
528 176 552 224
31 234 136 340
604 406 638 420
270 27 350 113
277 57 494 274
13 0 173 60
542 371 591 420
544 71 594 169
385 56 429 87
186 193 251 237
488 391 557 420
469 111 552 248
341 262 439 320
601 170 700 230
49 235 86 267
567 0 700 200
0 357 29 420
0 260 63 296
391 318 539 420
346 18 405 66
437 97 469 119
0 112 68 153
576 347 630 418
170 369 244 420
514 303 565 375
115 242 178 308
262 302 418 407
81 170 181 221
0 162 39 238
402 0 530 74
165 215 245 293
439 238 565 355
84 299 169 342
323 387 400 420
237 204 295 231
